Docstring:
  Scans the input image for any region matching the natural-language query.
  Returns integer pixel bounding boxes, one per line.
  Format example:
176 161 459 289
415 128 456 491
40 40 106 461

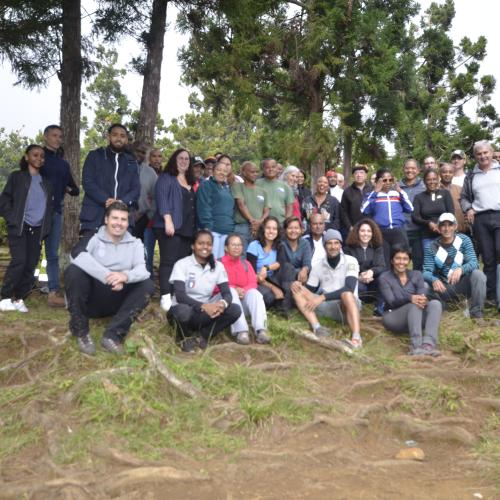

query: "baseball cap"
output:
451 150 465 159
438 213 457 225
192 156 205 167
204 156 217 164
326 170 337 178
323 229 343 244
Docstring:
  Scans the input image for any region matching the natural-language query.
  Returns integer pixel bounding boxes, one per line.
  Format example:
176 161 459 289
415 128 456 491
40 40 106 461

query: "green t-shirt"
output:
256 178 295 223
231 182 270 224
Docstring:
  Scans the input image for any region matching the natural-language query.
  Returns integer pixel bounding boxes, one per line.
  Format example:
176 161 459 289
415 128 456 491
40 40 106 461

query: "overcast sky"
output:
0 0 498 139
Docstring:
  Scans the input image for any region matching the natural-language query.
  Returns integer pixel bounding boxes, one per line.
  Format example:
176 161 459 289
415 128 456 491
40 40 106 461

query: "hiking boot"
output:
236 331 250 345
255 330 271 344
0 298 17 312
198 337 208 350
76 334 96 356
12 299 28 313
101 337 124 355
314 326 331 338
48 291 66 308
180 337 198 353
422 343 441 357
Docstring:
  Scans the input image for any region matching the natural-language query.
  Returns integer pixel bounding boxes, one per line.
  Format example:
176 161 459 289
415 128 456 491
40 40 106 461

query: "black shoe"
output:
198 337 208 350
101 337 124 355
180 337 198 353
76 334 96 356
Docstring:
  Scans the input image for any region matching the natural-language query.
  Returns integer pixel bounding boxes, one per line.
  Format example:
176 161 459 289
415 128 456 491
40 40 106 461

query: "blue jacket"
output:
361 189 413 229
196 176 235 234
40 147 79 213
80 147 140 231
153 173 185 229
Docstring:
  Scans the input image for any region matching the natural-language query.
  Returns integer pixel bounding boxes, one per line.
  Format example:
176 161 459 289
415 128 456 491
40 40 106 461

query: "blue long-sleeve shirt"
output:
196 177 235 234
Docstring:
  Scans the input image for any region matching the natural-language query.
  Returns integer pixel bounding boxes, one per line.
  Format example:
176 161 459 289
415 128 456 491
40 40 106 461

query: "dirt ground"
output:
1 283 500 499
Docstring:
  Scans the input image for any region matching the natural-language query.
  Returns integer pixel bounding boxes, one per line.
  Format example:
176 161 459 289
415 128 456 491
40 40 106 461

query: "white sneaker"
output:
13 299 29 313
0 298 17 312
160 293 172 312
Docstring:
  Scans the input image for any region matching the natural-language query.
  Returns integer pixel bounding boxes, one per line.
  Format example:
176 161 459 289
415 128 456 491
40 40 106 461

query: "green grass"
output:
400 378 462 413
0 420 43 459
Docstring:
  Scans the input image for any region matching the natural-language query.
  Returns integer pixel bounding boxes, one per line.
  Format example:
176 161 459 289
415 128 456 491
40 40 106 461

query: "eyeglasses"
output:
382 178 394 183
228 243 243 247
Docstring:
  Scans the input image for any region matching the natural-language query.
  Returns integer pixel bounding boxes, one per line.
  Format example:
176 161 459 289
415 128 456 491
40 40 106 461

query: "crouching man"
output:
65 201 155 355
291 229 363 349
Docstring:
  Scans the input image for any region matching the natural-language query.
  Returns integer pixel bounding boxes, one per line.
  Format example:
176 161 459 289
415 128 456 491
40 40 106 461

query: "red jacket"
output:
220 254 258 292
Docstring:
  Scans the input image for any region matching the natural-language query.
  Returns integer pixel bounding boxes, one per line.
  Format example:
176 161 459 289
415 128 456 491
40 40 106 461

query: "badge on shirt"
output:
187 273 196 289
257 195 264 203
347 263 357 272
277 187 285 193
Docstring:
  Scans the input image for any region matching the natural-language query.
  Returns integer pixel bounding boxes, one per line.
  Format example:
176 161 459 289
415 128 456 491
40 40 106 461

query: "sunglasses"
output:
381 178 394 183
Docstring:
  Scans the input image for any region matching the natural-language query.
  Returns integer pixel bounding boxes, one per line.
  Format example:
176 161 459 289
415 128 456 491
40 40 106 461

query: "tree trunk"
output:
342 131 353 181
135 0 168 145
60 0 82 256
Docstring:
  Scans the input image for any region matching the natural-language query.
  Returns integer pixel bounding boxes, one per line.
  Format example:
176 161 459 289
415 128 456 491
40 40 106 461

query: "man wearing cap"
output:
291 229 363 348
340 165 372 233
461 140 500 311
326 170 343 202
423 212 487 322
192 156 205 192
451 150 467 187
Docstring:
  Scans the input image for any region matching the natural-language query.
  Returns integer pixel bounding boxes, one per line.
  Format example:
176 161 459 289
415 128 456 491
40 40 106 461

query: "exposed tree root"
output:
471 397 500 411
291 328 354 356
248 361 296 371
0 477 92 498
295 414 368 435
208 342 282 360
92 446 158 468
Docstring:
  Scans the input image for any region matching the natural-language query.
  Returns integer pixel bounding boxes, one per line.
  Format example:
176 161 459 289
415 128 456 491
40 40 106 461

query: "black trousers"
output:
473 211 500 300
171 303 241 341
381 227 409 268
64 264 155 341
1 225 42 300
155 230 193 295
258 262 297 310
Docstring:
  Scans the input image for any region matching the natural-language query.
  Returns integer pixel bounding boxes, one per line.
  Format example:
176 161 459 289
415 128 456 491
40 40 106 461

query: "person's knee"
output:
171 304 193 323
471 269 487 286
226 303 241 321
427 299 443 313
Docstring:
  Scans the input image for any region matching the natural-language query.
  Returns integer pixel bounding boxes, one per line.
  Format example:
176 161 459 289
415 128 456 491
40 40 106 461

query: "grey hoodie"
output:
71 226 150 285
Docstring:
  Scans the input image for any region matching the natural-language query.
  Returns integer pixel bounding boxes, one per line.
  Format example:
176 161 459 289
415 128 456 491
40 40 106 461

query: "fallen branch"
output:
139 346 203 399
291 328 354 356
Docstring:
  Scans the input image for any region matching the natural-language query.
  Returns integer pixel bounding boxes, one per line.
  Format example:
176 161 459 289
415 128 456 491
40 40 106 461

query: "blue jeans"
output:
45 211 63 292
143 227 156 275
234 223 252 254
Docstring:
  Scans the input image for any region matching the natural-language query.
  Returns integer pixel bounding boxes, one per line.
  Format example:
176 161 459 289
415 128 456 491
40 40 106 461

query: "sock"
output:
312 323 321 332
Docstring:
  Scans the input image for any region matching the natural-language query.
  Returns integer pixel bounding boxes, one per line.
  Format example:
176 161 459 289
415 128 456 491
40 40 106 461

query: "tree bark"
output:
60 0 82 256
135 0 168 145
342 130 353 181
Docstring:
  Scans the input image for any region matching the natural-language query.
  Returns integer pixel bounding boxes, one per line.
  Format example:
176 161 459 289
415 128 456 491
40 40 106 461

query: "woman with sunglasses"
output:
361 168 414 266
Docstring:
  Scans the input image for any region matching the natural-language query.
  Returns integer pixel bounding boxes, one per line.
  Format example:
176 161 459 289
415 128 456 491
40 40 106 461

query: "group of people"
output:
0 122 499 356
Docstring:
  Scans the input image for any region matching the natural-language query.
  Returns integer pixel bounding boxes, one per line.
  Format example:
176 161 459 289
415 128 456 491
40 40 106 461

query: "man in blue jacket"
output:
41 125 80 307
79 124 140 236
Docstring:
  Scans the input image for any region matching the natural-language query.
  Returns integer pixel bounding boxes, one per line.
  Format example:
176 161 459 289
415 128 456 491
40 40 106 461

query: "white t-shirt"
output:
311 238 326 268
451 174 465 187
307 253 359 296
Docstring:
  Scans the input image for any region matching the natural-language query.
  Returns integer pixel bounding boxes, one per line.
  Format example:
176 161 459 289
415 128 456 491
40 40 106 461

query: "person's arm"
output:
360 191 376 215
322 276 358 300
246 251 258 272
329 198 341 230
460 235 479 275
0 172 15 221
285 203 294 218
340 193 352 231
379 272 412 308
285 184 295 218
70 235 111 284
371 247 386 277
399 189 414 213
82 150 109 206
196 181 213 230
218 281 233 305
65 163 80 196
422 245 439 284
460 174 473 214
125 240 151 283
443 189 455 215
411 194 428 227
120 159 141 208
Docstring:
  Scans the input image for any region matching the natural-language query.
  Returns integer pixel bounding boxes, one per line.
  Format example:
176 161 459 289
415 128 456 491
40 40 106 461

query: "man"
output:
461 140 500 310
326 170 343 202
399 159 426 270
451 150 467 187
256 158 294 224
149 148 163 175
40 125 79 307
493 151 500 163
439 163 467 233
302 176 341 231
65 201 154 355
423 213 486 322
80 123 140 236
340 164 372 233
423 156 437 170
192 156 205 191
204 156 216 179
302 212 326 268
232 160 270 250
291 229 362 348
337 173 345 189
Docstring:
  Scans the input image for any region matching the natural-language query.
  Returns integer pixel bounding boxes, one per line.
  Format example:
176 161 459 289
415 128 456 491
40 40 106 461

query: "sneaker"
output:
236 331 250 345
48 291 66 308
314 326 331 338
180 337 198 353
255 330 271 344
0 298 17 312
76 334 96 356
13 299 28 313
160 293 172 312
101 337 124 355
409 346 425 356
198 337 208 350
422 343 441 357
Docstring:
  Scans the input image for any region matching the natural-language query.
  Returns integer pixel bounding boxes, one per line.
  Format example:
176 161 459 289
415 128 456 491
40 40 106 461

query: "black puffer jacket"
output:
0 169 53 239
343 245 386 276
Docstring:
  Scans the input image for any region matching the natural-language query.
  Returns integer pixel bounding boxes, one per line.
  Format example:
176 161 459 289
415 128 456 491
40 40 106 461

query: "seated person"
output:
291 229 363 348
422 212 487 322
343 218 386 316
247 216 295 309
379 245 442 356
302 212 326 269
169 230 241 352
65 201 155 355
221 234 270 345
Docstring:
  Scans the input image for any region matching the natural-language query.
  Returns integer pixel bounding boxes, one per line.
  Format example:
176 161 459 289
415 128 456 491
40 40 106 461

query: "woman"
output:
154 148 196 308
0 145 53 313
279 216 311 284
378 245 442 356
412 168 455 252
297 169 312 206
170 230 241 352
196 161 235 259
247 216 294 309
344 218 386 316
361 168 413 266
280 165 302 221
221 234 270 345
302 175 341 231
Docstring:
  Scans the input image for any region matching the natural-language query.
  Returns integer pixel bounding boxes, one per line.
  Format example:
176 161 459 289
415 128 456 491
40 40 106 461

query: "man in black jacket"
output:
340 165 372 235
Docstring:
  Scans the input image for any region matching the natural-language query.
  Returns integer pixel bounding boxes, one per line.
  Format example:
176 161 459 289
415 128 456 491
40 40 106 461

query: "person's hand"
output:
236 287 245 299
290 281 302 294
250 219 260 233
411 294 427 309
105 198 117 208
448 268 463 285
272 286 284 300
106 271 128 291
165 219 175 237
201 303 221 318
429 221 440 233
431 279 447 294
305 294 324 312
111 282 124 292
466 209 475 225
360 270 374 283
394 180 401 192
258 267 268 282
297 267 308 284
374 178 384 193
